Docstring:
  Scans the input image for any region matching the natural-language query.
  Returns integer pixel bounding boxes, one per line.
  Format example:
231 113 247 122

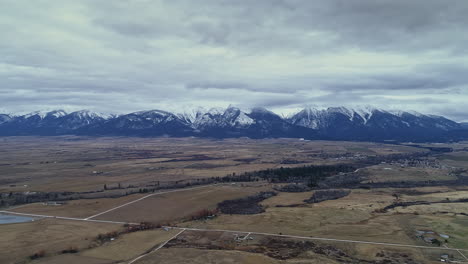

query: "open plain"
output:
1 137 468 263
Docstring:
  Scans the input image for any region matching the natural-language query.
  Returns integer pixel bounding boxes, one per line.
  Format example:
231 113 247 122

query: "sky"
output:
1 0 468 121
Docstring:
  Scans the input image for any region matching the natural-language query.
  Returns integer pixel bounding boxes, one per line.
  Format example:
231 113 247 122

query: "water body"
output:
0 213 35 224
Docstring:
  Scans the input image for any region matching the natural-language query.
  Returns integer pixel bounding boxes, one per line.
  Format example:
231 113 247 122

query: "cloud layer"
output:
1 0 467 121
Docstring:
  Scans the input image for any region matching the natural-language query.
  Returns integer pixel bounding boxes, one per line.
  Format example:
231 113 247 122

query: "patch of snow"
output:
71 110 112 120
234 111 255 126
178 107 207 124
353 106 377 124
207 107 224 116
23 110 67 119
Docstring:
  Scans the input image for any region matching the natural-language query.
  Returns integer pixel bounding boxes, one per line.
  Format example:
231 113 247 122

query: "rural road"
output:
3 182 468 263
127 228 186 264
127 226 468 263
171 226 468 252
2 209 467 254
0 210 135 225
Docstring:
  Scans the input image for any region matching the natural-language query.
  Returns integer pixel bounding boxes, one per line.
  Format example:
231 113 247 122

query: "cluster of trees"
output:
379 197 468 213
218 191 276 215
221 164 357 187
274 183 311 192
0 191 75 207
304 189 350 203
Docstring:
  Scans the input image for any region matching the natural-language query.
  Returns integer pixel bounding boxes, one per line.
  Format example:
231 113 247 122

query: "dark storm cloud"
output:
0 0 467 120
92 0 468 53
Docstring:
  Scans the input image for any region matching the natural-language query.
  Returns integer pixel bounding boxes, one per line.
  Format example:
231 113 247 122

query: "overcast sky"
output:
1 0 468 121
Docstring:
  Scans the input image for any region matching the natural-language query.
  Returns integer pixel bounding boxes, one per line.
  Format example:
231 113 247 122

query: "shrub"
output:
61 246 78 254
29 250 46 260
96 231 119 242
126 222 162 233
189 208 218 220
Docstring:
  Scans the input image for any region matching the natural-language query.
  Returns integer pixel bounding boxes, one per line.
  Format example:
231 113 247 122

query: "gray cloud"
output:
0 0 467 121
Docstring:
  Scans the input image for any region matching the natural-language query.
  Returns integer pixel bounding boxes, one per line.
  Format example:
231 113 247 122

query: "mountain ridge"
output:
0 107 466 142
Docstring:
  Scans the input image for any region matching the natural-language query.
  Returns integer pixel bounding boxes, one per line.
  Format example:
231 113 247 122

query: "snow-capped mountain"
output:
288 107 462 141
0 107 466 142
80 110 193 136
0 110 112 135
56 110 111 130
288 106 379 129
0 110 69 135
22 110 68 119
175 106 312 138
178 106 254 130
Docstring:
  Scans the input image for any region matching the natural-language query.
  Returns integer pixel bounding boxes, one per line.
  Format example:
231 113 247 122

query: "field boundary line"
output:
0 210 136 225
457 249 468 261
84 184 217 220
127 228 186 264
169 226 468 252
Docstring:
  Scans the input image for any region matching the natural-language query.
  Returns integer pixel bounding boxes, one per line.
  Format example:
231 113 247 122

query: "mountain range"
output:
1 107 467 142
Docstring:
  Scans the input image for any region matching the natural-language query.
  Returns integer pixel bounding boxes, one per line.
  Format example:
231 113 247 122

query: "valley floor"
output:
1 137 468 263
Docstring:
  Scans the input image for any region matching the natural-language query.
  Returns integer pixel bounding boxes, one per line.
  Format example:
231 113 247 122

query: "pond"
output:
0 213 36 224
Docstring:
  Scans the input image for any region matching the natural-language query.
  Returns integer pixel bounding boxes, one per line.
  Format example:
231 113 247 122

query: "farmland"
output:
1 137 468 263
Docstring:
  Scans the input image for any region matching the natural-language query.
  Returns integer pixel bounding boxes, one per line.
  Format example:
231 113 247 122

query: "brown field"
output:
94 183 272 223
133 248 285 264
32 254 110 264
79 228 180 262
11 192 147 218
180 187 468 249
439 151 468 169
0 218 122 264
0 136 422 193
181 193 416 244
361 164 456 183
131 230 456 264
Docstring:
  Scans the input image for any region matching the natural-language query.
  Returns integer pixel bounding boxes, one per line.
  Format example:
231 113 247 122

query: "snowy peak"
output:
288 106 461 133
178 106 255 129
23 110 67 119
352 106 378 123
0 106 465 142
58 110 111 129
223 106 255 126
177 107 208 124
288 107 321 129
121 110 180 125
132 109 173 117
69 110 112 120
